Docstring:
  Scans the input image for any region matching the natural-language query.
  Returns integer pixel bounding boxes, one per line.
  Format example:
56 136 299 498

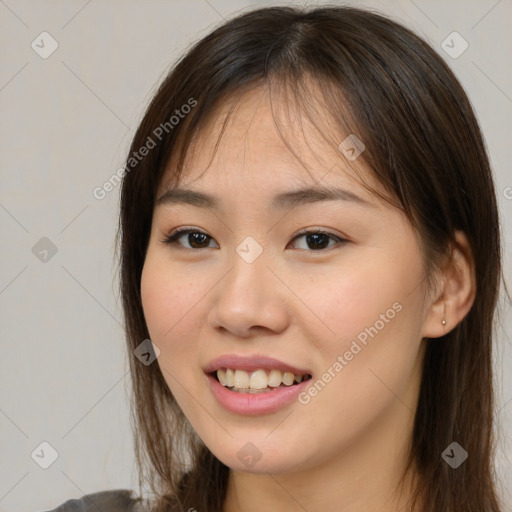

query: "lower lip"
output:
206 373 312 415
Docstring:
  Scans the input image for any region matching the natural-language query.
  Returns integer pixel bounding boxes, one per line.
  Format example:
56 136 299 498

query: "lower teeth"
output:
227 384 290 393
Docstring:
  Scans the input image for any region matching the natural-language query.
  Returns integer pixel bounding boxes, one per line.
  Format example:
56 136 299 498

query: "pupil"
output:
307 233 328 250
190 233 209 248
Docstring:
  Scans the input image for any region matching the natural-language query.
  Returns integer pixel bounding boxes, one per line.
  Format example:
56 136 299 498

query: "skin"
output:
140 86 476 512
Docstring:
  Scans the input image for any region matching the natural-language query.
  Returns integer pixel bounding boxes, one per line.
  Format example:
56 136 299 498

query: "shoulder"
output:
43 489 147 512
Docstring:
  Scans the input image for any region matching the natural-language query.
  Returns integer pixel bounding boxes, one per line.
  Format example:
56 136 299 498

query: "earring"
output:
441 302 447 326
441 319 447 326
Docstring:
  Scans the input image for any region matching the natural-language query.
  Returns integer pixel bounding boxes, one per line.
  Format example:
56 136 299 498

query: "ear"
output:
421 230 476 339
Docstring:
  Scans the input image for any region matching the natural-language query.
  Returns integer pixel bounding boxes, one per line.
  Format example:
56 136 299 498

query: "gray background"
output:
0 1 510 511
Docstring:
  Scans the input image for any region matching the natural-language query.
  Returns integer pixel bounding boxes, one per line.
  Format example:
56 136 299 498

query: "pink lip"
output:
203 354 311 375
206 373 312 415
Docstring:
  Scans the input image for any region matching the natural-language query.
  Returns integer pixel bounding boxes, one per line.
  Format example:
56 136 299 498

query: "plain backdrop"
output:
0 1 511 511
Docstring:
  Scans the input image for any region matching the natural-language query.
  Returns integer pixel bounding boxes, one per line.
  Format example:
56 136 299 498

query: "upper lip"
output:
204 354 312 376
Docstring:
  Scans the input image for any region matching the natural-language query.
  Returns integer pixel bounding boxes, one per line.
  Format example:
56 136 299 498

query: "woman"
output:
48 4 505 512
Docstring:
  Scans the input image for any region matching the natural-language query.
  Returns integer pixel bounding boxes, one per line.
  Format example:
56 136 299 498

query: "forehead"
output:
160 85 384 206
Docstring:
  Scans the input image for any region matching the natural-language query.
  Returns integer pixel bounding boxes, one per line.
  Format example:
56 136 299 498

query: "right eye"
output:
160 228 219 249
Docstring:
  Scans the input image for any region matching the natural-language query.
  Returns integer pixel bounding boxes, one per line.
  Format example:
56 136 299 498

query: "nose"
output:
207 246 291 338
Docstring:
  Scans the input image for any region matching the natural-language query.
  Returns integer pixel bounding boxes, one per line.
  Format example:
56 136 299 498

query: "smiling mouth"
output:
210 369 313 393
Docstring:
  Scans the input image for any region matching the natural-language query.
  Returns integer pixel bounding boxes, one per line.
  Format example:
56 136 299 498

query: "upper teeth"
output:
216 368 309 389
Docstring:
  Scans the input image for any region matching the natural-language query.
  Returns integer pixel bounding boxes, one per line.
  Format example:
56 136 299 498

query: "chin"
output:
205 439 307 475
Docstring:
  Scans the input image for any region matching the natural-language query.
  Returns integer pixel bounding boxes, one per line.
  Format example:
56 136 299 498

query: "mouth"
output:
203 354 314 410
205 366 314 415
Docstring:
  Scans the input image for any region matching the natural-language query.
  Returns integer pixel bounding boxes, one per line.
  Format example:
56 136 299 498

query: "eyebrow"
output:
156 184 375 211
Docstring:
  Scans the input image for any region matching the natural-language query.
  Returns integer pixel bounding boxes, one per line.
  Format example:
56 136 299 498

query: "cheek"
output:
295 282 425 450
140 251 211 391
302 246 427 396
141 255 189 375
305 252 422 346
141 251 201 340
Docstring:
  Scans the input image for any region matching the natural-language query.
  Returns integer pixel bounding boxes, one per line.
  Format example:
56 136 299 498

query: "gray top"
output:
43 490 145 512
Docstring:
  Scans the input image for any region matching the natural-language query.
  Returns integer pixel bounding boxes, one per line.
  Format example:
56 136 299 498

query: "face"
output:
140 87 431 475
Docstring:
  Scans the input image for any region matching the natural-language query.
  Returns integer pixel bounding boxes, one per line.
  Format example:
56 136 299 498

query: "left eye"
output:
289 229 346 251
161 228 346 251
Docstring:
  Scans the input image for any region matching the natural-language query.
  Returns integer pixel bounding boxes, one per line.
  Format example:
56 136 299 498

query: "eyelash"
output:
160 227 348 252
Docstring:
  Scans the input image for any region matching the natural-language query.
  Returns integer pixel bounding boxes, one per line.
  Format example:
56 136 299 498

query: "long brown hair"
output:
116 5 505 511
